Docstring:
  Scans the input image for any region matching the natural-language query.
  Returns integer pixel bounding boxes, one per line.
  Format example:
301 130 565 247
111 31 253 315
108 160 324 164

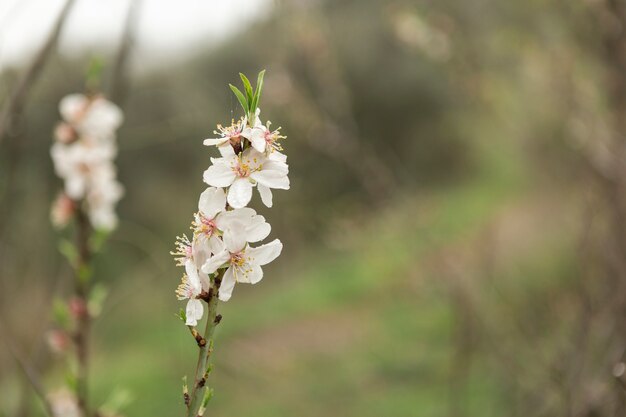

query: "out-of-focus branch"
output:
73 207 92 417
108 0 142 104
0 318 55 417
0 0 77 144
282 6 397 201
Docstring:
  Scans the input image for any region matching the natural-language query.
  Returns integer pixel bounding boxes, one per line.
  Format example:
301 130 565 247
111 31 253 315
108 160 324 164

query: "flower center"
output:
233 161 251 178
197 214 217 236
230 251 246 267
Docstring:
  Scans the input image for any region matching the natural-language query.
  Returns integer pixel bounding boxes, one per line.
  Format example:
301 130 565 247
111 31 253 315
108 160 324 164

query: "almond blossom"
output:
201 221 283 301
202 147 289 208
176 259 208 326
172 72 289 416
50 94 124 231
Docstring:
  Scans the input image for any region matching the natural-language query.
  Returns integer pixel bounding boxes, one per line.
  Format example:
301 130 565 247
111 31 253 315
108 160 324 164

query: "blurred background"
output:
2 0 626 416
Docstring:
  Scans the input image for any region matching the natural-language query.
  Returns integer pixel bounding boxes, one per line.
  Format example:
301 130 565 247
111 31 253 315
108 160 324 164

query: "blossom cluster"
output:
50 94 124 231
173 74 289 326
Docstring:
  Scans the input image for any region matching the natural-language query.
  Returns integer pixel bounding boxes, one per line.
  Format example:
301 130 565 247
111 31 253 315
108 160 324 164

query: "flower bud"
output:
51 193 76 229
47 330 70 354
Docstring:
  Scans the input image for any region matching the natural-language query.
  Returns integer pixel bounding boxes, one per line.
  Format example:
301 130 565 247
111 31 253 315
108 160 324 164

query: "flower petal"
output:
222 221 247 253
198 187 226 219
203 138 228 146
185 260 202 295
250 170 290 190
244 264 263 284
257 184 273 208
203 163 236 187
60 94 88 123
269 151 287 163
218 267 236 301
201 250 230 275
185 299 204 326
246 214 271 242
227 178 253 209
247 239 283 266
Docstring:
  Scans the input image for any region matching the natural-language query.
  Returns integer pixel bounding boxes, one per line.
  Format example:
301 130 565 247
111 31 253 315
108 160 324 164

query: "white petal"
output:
185 260 202 295
201 250 230 275
208 235 224 254
198 187 226 219
269 151 287 163
198 271 211 292
218 143 236 158
65 176 86 199
257 184 273 208
227 178 253 209
243 263 263 284
185 299 204 326
203 138 228 146
222 221 247 253
247 239 283 266
264 160 289 173
203 163 236 187
215 207 255 229
193 234 211 267
60 94 88 122
250 170 290 190
245 215 271 242
218 267 236 301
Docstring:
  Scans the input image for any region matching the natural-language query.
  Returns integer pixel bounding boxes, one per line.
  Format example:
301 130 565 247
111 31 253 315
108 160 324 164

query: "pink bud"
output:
47 330 70 353
50 193 76 229
54 122 77 144
68 297 88 319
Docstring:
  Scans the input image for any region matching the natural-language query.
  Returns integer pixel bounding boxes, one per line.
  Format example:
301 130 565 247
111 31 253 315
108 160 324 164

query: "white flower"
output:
176 259 208 326
48 389 80 417
201 222 283 302
51 142 118 199
60 94 123 140
202 148 289 208
193 186 271 258
203 118 246 156
86 172 124 231
242 120 285 155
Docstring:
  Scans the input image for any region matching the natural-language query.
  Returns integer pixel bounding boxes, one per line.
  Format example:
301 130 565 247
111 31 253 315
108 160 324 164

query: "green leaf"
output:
78 264 92 284
202 387 214 407
90 229 109 253
86 56 104 90
58 239 78 266
88 283 108 317
229 84 248 113
178 308 187 323
251 69 266 112
53 298 70 328
239 73 254 103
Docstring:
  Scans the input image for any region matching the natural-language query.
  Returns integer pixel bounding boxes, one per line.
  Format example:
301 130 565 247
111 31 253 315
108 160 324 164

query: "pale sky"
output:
0 0 272 72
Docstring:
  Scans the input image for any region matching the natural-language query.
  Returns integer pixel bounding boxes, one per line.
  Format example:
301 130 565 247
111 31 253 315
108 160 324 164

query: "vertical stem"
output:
186 273 222 417
74 207 92 417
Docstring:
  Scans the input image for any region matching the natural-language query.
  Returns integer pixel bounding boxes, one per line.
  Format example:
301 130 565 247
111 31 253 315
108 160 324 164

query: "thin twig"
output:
186 274 222 417
108 0 142 104
0 0 76 144
74 206 92 417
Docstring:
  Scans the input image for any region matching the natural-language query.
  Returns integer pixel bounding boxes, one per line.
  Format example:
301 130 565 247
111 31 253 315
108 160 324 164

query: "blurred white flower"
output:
51 94 124 232
59 94 123 140
202 148 289 208
48 389 80 417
